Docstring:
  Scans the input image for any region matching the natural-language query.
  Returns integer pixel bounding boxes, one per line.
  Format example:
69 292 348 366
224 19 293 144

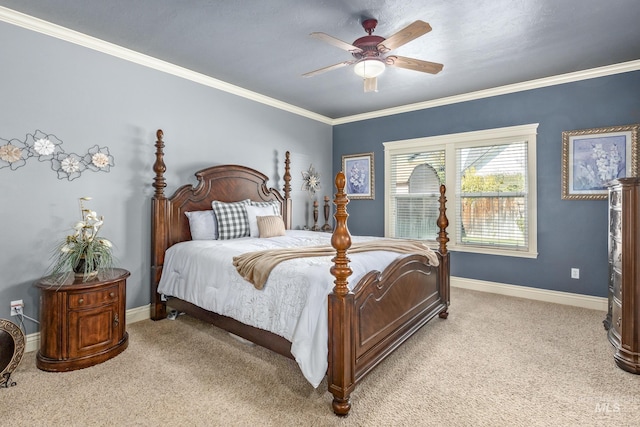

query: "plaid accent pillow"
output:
250 200 280 215
211 199 251 240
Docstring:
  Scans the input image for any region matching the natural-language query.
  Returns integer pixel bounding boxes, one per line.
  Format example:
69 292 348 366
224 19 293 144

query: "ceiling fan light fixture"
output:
353 59 385 78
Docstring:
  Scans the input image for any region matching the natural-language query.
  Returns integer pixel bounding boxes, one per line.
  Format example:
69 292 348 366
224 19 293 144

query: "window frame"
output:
384 123 538 258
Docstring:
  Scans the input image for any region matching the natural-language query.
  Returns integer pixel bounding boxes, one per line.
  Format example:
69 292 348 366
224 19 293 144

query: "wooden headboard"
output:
150 129 292 319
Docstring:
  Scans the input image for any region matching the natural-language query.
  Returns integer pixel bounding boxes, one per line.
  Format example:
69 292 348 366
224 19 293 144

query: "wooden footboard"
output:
328 172 450 416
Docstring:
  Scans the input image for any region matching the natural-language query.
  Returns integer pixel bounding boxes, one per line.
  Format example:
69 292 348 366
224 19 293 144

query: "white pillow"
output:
245 205 279 237
250 200 281 215
184 210 217 240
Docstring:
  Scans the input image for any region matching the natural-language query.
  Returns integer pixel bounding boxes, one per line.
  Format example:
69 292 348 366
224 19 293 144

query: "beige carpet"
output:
2 287 639 426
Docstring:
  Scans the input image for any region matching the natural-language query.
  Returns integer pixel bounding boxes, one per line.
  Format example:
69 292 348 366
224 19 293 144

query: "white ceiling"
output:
2 0 640 120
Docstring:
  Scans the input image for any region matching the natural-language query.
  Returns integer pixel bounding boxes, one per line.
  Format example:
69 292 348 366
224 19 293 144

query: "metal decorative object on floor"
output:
0 318 25 388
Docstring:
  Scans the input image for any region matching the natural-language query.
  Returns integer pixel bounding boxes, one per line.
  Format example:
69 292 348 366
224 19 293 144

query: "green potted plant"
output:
50 197 115 281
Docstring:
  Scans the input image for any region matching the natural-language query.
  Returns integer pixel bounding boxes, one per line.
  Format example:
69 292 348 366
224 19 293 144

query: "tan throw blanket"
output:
233 239 439 289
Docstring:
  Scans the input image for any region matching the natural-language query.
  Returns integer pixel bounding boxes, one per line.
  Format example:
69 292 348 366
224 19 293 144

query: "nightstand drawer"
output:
68 285 119 309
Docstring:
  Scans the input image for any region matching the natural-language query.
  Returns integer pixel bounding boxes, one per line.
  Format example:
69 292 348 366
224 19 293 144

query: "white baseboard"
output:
23 283 606 353
24 304 151 354
126 304 151 324
451 276 608 312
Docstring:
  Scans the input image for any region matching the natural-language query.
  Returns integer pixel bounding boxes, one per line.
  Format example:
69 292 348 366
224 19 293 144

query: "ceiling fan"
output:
302 18 443 92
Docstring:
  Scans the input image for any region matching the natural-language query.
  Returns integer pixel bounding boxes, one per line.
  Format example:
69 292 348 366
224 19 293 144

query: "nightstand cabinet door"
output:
68 294 119 358
606 179 640 374
35 268 130 372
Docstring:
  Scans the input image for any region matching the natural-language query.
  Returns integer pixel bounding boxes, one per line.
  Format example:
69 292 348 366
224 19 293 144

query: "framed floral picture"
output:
342 152 374 200
561 124 639 200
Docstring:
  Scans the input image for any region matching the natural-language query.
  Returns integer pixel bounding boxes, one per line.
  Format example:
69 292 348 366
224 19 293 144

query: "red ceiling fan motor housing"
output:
352 19 385 59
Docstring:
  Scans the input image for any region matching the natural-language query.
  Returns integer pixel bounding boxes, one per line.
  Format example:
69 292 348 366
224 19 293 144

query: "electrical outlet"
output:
10 299 24 316
571 268 580 279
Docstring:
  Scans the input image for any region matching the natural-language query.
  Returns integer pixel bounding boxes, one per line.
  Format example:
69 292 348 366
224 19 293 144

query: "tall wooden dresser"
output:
605 178 640 373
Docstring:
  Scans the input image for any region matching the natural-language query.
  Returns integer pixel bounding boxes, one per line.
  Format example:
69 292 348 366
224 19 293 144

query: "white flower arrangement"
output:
50 197 115 280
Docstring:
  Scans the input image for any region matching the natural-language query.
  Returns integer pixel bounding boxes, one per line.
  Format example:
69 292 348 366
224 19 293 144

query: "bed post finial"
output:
437 184 449 254
331 171 352 294
153 129 167 199
283 151 292 229
328 171 354 417
284 151 291 198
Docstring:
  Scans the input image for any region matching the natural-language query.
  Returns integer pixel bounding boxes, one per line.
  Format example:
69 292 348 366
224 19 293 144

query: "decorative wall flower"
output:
61 156 81 173
0 142 27 170
26 131 63 161
92 152 110 168
302 164 321 196
0 130 116 179
85 145 114 172
0 143 22 163
53 153 86 181
34 138 55 156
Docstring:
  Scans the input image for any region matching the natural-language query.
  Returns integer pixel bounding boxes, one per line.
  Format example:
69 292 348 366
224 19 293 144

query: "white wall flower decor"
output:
0 130 115 180
301 164 321 196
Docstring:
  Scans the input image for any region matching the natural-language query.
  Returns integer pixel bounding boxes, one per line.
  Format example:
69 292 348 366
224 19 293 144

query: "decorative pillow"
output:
257 215 286 238
184 210 217 240
211 199 251 240
250 200 280 216
246 205 279 237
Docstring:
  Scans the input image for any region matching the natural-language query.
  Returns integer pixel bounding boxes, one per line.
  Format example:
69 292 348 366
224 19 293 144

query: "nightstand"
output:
35 268 130 372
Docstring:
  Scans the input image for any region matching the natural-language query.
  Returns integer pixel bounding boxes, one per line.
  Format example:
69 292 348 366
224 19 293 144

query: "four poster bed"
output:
150 129 450 416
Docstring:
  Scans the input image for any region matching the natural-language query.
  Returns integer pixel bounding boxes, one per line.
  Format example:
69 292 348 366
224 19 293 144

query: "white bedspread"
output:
157 230 429 387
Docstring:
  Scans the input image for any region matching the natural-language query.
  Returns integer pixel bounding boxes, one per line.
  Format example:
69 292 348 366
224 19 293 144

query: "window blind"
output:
388 150 445 240
456 141 528 250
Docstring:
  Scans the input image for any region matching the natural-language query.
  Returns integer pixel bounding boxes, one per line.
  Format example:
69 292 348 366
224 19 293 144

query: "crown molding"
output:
0 6 333 125
333 59 640 125
2 6 638 127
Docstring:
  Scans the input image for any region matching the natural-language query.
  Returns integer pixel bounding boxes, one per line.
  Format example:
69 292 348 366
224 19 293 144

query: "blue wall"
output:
333 70 640 297
0 21 332 333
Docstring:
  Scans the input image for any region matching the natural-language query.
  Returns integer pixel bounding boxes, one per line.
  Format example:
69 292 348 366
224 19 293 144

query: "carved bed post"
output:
328 171 355 416
151 129 169 320
437 184 449 255
437 184 450 319
283 151 292 230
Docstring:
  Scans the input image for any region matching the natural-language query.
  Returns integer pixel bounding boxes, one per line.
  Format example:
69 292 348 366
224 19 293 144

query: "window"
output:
384 124 538 258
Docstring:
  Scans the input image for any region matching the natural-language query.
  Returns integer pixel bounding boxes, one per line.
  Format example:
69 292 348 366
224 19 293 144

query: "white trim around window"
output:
384 123 539 258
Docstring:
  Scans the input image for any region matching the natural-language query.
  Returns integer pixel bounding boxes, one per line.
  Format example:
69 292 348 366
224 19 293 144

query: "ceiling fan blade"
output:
302 60 355 77
377 20 432 53
310 32 363 53
363 77 378 93
386 55 443 74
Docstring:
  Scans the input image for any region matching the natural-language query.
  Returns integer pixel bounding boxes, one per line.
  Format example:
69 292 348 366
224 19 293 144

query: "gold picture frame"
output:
561 124 639 200
342 152 375 200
